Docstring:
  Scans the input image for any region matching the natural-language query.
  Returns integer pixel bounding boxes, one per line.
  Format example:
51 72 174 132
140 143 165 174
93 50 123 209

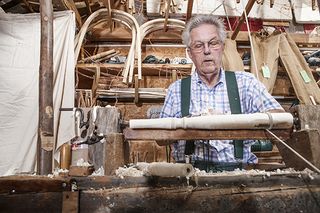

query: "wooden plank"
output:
0 192 63 212
255 156 283 163
2 174 319 212
73 172 320 190
262 20 290 27
69 166 94 177
123 128 291 141
0 176 71 194
79 183 320 212
253 151 281 158
77 63 192 75
104 133 129 175
277 129 320 170
62 191 79 213
234 31 320 46
87 24 320 46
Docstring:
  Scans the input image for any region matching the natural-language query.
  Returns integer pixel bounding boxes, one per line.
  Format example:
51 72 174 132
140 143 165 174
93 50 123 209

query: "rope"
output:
242 3 265 112
223 0 232 31
266 129 320 174
210 2 223 14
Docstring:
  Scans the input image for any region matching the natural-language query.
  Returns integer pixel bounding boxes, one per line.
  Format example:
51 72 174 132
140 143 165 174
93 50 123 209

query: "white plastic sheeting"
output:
0 11 75 176
146 0 292 21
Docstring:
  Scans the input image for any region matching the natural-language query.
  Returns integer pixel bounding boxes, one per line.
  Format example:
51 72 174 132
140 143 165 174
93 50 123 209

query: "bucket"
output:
71 143 89 166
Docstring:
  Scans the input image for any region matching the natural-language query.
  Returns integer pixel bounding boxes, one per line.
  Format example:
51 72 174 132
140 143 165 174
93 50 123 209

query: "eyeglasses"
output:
189 40 222 53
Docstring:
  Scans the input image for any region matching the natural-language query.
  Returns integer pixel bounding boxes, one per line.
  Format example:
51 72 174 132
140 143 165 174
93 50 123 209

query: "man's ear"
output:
186 48 192 60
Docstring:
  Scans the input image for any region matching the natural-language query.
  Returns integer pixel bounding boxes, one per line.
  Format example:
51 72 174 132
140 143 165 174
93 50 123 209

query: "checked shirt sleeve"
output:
241 73 283 113
160 80 182 118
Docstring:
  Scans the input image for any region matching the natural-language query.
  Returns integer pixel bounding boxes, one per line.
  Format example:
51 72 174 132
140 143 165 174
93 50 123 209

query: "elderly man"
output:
159 14 284 172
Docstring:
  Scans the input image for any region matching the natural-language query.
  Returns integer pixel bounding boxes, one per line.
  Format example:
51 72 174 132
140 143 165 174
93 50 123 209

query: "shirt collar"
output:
192 68 225 86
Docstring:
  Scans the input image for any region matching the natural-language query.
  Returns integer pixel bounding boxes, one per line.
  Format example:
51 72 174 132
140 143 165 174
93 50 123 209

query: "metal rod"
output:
267 129 320 174
38 0 54 175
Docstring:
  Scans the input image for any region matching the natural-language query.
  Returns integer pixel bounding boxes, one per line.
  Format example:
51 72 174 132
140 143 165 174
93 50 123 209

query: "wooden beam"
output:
39 0 54 175
262 21 290 27
123 128 291 142
88 26 320 46
0 176 71 194
163 0 171 32
186 0 194 22
231 0 256 40
101 0 114 32
79 177 320 212
277 129 320 170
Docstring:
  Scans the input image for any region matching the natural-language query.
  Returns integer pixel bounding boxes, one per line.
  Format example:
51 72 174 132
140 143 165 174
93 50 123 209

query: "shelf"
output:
76 63 192 76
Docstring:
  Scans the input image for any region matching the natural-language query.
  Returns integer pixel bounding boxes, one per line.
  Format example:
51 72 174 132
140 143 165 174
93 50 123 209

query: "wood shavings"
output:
76 158 92 167
115 165 144 178
193 167 316 177
90 167 105 176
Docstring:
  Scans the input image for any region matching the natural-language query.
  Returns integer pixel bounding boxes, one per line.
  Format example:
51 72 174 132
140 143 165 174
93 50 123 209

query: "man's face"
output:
187 23 224 75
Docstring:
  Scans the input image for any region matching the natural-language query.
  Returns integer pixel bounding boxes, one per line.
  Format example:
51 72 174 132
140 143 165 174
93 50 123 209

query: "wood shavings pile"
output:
115 163 317 179
115 165 144 179
90 167 105 176
194 167 316 177
76 158 92 166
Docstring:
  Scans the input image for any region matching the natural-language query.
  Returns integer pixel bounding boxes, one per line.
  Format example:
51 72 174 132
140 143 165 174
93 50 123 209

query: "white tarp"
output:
147 0 292 21
292 0 320 24
0 11 75 176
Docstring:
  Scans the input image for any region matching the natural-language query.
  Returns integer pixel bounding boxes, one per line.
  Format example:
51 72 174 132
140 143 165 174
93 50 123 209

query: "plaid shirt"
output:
160 69 283 164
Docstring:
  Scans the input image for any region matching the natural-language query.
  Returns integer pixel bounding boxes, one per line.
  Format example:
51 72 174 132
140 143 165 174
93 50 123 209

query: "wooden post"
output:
163 0 170 31
134 74 139 104
88 107 129 174
172 69 177 82
62 191 79 213
38 0 54 175
277 105 320 170
291 105 320 131
277 129 320 170
104 133 129 175
186 0 194 22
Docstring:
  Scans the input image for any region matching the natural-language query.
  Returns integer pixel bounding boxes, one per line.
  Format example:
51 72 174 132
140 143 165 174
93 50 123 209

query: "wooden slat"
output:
79 181 320 212
236 31 320 46
186 0 194 21
253 151 281 158
123 128 291 141
256 156 284 163
0 176 71 194
76 63 192 77
262 21 289 27
0 192 63 212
